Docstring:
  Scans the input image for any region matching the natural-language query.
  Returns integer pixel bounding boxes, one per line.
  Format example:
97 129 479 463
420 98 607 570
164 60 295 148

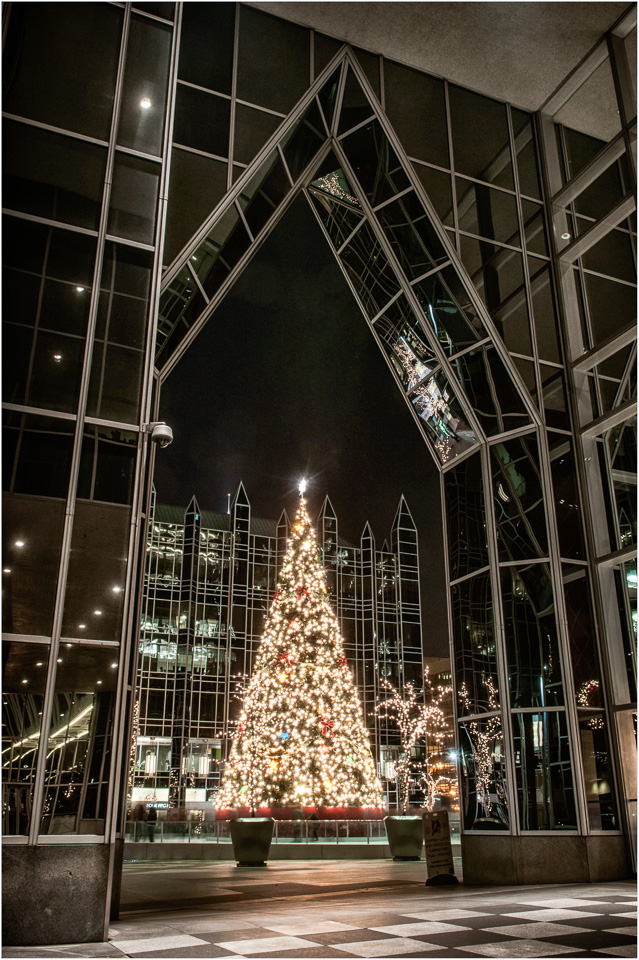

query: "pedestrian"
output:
307 811 319 841
146 805 157 842
293 805 304 842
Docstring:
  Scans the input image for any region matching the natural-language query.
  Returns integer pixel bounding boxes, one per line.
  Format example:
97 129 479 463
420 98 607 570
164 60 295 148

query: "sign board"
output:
422 809 458 885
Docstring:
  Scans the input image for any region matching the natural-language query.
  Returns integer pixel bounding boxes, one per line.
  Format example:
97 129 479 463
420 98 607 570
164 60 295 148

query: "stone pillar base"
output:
2 843 112 945
461 833 630 885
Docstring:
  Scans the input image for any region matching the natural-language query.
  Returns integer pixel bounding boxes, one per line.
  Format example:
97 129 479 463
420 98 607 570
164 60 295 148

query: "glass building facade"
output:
133 485 422 807
2 0 636 945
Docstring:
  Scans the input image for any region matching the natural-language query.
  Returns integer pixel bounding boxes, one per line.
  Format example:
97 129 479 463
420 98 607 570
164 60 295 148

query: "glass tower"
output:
2 1 635 945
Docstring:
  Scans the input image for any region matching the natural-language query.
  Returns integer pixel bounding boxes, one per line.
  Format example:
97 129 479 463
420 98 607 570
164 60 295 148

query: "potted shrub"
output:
229 816 274 866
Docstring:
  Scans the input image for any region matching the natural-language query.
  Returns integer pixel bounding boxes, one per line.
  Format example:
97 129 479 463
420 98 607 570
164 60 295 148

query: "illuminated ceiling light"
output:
35 662 43 667
111 663 118 668
57 658 62 663
112 585 122 593
3 568 11 574
53 353 63 363
140 97 152 109
66 643 72 648
21 679 28 684
78 624 86 629
76 286 85 293
14 541 25 548
97 680 103 685
561 232 571 240
94 610 102 616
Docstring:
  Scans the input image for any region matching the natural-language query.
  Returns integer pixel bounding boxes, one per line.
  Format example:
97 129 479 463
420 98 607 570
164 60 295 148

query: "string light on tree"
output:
217 488 383 811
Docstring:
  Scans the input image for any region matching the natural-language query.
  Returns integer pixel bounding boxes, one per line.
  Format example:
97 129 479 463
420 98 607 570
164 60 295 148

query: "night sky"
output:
155 195 448 656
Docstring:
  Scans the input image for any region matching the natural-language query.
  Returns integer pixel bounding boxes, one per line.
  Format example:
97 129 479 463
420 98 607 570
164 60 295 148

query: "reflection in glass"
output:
383 61 448 168
460 235 526 322
413 265 485 356
375 191 447 279
459 715 508 830
564 569 604 708
41 645 117 835
1 494 66 638
117 15 171 156
2 641 49 835
341 119 410 207
77 427 137 506
578 712 618 830
491 435 548 561
452 572 499 715
511 113 542 200
309 184 363 250
173 85 231 157
513 711 577 830
445 453 488 581
608 417 637 550
529 260 561 364
448 84 513 189
6 413 75 501
540 363 570 430
521 199 548 256
339 221 400 319
156 264 207 361
453 346 530 437
192 204 251 301
281 100 326 182
501 564 564 708
337 64 374 135
373 295 437 391
456 178 519 246
236 5 310 115
581 271 637 351
178 1 234 94
238 151 291 238
410 369 478 464
107 154 159 245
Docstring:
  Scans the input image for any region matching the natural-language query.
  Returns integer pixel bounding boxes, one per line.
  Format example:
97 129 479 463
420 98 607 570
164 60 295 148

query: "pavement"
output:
2 859 636 960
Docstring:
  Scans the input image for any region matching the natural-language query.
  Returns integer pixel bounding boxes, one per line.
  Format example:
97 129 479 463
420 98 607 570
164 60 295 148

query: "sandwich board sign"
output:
423 809 459 885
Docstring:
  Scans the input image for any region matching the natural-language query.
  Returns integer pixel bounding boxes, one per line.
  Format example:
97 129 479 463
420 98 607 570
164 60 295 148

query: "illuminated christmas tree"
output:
218 483 383 811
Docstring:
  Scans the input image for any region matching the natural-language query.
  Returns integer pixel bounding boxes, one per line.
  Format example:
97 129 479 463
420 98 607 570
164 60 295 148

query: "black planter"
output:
229 817 274 866
384 815 423 861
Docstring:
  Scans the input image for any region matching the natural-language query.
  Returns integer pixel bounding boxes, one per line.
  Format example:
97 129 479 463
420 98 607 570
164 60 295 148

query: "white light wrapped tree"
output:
218 490 383 811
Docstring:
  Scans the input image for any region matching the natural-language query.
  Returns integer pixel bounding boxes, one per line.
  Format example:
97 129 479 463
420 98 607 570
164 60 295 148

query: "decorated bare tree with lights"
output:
217 484 383 811
375 672 452 814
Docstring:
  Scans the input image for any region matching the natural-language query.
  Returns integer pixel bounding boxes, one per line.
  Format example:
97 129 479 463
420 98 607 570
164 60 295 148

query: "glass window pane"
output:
459 716 509 830
3 2 122 141
529 259 561 364
581 272 636 349
579 711 619 831
237 152 291 239
512 114 542 200
117 15 171 156
540 363 570 430
460 236 525 321
3 121 106 231
163 149 228 268
2 641 50 835
456 179 519 247
445 453 488 581
77 427 138 507
309 182 363 250
411 371 479 465
551 445 586 561
413 265 485 357
108 154 159 245
178 2 234 94
491 434 548 562
281 100 327 183
501 564 564 708
376 191 448 279
40 644 119 836
233 103 282 165
314 32 343 78
156 263 207 361
353 47 380 100
453 346 530 437
26 329 87 416
563 569 604 708
172 86 231 157
574 161 625 221
7 413 75 500
383 61 448 168
133 3 174 20
337 64 374 135
452 572 499 715
521 200 548 257
339 221 401 320
191 205 251 301
412 164 454 224
237 6 310 115
2 493 66 637
513 711 578 830
373 294 437 391
61 502 130 643
449 85 513 189
341 119 410 207
581 229 636 284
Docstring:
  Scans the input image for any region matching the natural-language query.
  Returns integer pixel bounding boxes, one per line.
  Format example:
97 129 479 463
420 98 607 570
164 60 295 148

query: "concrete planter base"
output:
384 815 423 861
230 817 274 865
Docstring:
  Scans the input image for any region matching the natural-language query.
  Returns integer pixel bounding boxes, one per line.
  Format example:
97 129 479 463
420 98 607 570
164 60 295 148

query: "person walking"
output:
146 806 157 842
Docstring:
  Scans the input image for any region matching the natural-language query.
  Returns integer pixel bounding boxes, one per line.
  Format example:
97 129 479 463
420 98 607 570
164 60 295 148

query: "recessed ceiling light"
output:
140 97 152 109
94 610 102 616
3 568 11 574
76 286 85 293
36 662 43 667
112 586 121 593
97 680 103 684
21 679 28 684
111 663 118 668
561 232 571 240
78 624 86 629
14 541 24 548
53 353 63 362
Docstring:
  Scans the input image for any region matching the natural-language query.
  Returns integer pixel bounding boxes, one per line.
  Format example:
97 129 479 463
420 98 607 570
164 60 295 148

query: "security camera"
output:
146 421 173 448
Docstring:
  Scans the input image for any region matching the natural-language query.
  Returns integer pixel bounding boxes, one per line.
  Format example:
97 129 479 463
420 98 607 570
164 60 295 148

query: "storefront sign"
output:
423 809 458 885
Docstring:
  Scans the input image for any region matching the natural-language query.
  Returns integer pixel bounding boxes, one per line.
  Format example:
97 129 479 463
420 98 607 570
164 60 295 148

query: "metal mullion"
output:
161 49 348 289
171 142 229 163
448 565 491 588
234 98 286 119
559 193 636 264
479 437 520 836
235 198 254 242
27 5 133 846
443 81 460 250
581 397 637 439
188 263 210 304
368 287 403 325
440 441 482 473
440 469 463 818
608 31 637 136
541 39 609 117
176 79 231 101
572 323 637 373
277 144 294 188
409 262 452 285
115 144 163 164
2 112 110 147
579 266 636 289
335 112 376 142
371 186 413 213
597 544 637 569
457 709 501 724
552 130 627 208
334 214 367 255
227 3 240 191
330 57 348 137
